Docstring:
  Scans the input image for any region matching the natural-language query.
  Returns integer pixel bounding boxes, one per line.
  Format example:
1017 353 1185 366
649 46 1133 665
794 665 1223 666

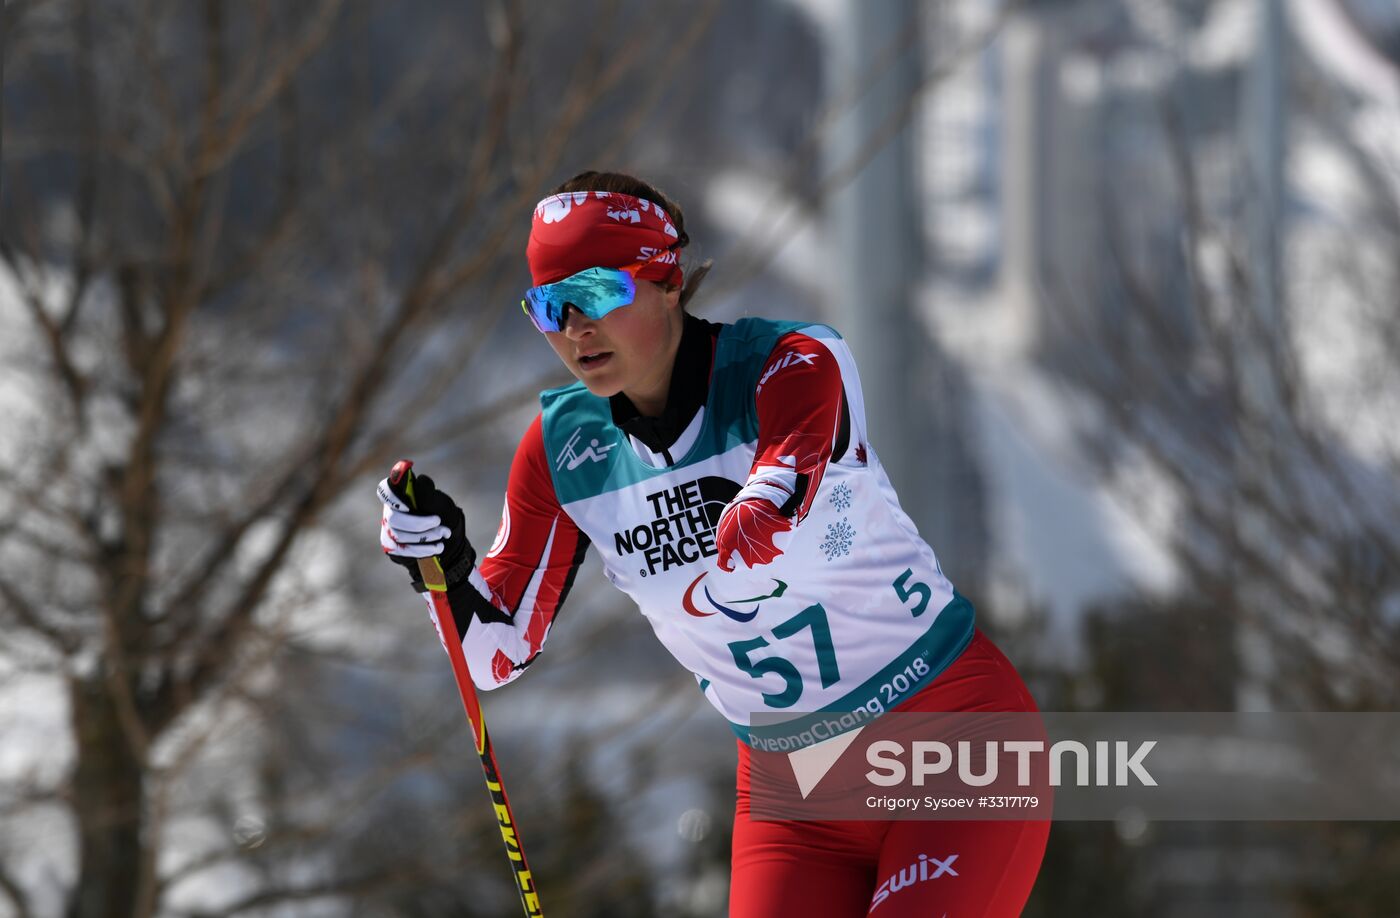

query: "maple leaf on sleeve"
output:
715 497 793 571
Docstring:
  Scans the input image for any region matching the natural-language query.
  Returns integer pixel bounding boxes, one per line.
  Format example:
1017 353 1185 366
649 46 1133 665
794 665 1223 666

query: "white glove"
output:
377 476 454 560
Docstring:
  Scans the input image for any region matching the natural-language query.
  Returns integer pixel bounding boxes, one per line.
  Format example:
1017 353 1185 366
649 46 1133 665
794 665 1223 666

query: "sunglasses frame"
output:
521 243 680 333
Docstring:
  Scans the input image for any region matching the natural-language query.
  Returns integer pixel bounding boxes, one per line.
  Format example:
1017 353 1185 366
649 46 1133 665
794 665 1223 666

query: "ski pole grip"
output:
388 459 418 511
387 459 448 592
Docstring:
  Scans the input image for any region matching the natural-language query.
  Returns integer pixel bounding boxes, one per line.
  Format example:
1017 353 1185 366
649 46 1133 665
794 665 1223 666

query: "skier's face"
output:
544 279 683 413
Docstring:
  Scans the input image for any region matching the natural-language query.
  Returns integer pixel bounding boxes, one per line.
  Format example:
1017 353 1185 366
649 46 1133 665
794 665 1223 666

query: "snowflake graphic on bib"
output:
821 517 855 560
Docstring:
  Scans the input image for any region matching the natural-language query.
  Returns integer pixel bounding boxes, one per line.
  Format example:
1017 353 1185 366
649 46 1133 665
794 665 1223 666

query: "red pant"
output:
731 629 1050 917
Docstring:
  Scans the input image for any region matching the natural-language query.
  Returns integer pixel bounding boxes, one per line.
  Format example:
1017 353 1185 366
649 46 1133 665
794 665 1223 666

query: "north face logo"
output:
613 476 740 576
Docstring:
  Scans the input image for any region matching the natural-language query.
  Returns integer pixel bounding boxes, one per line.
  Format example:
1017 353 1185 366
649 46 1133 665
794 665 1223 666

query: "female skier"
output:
378 171 1048 916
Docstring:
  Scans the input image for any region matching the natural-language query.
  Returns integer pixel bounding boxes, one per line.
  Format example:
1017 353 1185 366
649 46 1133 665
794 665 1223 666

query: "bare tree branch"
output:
0 244 89 419
0 568 82 654
192 0 344 180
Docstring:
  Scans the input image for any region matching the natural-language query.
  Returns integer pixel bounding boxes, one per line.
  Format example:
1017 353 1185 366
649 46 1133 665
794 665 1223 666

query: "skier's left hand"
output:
715 497 793 571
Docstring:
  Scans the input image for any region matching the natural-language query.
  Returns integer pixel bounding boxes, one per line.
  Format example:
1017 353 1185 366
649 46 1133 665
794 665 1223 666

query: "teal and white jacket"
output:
445 314 974 749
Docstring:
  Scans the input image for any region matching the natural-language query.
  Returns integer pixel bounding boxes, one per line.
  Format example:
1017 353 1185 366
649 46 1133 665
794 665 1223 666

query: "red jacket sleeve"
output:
451 413 590 689
714 331 846 570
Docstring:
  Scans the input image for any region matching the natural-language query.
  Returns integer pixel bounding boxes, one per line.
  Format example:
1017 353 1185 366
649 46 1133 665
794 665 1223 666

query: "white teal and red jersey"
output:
444 317 974 749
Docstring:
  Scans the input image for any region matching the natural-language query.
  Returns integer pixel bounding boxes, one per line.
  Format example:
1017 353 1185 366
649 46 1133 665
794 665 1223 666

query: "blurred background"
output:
2 0 1398 915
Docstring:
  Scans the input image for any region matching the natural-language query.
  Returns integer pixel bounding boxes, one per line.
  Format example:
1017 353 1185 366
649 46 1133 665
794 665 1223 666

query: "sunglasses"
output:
521 245 679 334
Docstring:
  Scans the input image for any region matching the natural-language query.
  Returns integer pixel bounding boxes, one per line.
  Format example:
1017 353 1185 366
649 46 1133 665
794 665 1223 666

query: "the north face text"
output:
613 477 739 576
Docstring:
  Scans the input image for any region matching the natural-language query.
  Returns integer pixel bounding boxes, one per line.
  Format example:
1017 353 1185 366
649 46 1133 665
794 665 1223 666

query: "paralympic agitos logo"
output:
613 476 739 577
683 571 788 622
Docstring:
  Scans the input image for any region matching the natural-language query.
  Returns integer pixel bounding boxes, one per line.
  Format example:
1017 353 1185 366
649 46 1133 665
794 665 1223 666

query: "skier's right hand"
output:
715 457 800 572
377 473 477 593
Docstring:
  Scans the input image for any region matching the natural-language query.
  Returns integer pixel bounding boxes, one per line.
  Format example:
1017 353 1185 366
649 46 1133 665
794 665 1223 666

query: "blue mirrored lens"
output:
522 268 636 332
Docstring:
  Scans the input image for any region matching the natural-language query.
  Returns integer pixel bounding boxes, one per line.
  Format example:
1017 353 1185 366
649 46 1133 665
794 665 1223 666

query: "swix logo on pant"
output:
613 476 739 576
869 854 960 911
756 350 817 395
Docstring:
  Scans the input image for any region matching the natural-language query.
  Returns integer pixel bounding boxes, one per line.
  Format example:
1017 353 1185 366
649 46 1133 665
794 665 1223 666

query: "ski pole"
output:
387 459 543 917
